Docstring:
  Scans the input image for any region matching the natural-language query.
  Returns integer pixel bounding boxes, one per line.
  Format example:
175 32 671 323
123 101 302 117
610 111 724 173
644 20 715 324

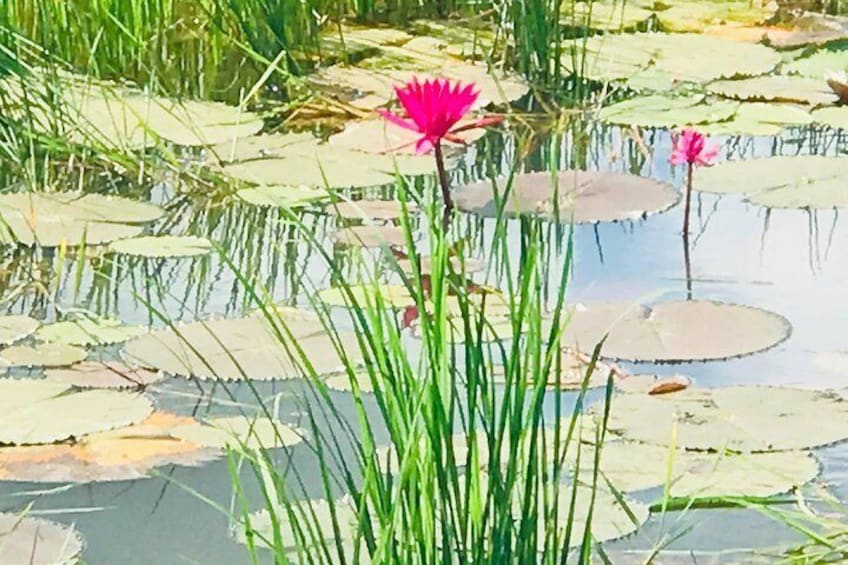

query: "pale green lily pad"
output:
454 170 680 223
171 416 303 450
236 498 358 551
44 361 162 389
37 317 146 346
1 343 87 367
0 379 153 445
493 348 627 390
0 512 85 564
708 75 838 106
206 132 316 163
548 485 649 546
327 199 416 221
324 371 377 393
654 0 778 33
0 315 39 345
122 309 363 381
563 33 780 88
784 49 848 79
812 106 848 131
601 385 848 451
577 440 819 497
698 103 813 136
332 225 407 248
597 94 738 127
319 284 416 309
561 1 655 31
558 300 790 363
108 235 213 258
235 185 330 208
0 192 163 247
693 155 848 209
328 117 487 156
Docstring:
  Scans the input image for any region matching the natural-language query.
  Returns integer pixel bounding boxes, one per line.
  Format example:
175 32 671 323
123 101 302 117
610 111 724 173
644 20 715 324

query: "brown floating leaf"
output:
559 300 791 363
331 225 407 248
44 361 163 389
617 374 693 395
454 170 679 223
0 512 84 564
0 412 219 483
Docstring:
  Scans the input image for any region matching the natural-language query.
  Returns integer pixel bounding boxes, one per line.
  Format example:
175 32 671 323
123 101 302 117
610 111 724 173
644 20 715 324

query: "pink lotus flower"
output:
378 77 501 154
669 128 719 167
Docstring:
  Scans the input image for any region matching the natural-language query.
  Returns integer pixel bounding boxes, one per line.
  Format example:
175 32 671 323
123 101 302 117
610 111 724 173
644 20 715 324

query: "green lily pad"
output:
235 185 330 208
0 512 84 564
558 300 790 363
784 49 848 79
0 379 153 445
1 343 87 367
600 385 848 451
454 170 680 223
577 440 819 497
171 416 303 450
693 155 848 209
122 308 363 381
37 316 146 346
45 361 162 389
597 94 738 128
332 225 408 248
708 75 838 106
108 235 214 258
319 284 417 309
563 33 780 89
698 103 813 136
0 315 39 345
0 192 163 247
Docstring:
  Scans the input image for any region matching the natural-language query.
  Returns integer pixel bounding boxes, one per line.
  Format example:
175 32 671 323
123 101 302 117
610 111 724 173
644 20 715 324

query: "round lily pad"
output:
560 1 654 31
0 315 39 345
0 412 219 483
327 200 416 221
319 284 416 309
698 103 813 136
236 498 357 550
122 310 363 381
0 512 84 564
693 155 848 209
0 379 153 445
601 385 848 451
784 49 848 79
578 440 819 497
1 343 87 367
562 33 780 89
45 361 162 389
653 0 777 33
235 185 330 208
36 317 146 346
493 348 627 390
559 300 791 363
171 416 303 450
453 170 680 224
331 225 407 248
812 106 848 131
108 235 213 258
707 75 838 106
597 94 738 128
0 192 163 247
549 485 649 546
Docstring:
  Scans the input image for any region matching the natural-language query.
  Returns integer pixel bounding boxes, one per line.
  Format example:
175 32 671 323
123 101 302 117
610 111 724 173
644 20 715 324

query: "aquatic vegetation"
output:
107 235 214 259
0 511 84 564
36 316 146 346
670 128 719 237
44 361 162 389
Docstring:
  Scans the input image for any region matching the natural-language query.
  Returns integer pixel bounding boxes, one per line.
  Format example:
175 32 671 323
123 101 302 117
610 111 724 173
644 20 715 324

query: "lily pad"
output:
0 192 163 247
597 94 738 128
328 199 416 221
454 170 680 224
0 379 153 445
558 300 790 363
45 361 162 389
332 225 408 248
1 343 87 367
708 75 838 106
328 118 486 156
171 416 303 450
493 348 627 390
36 317 146 346
560 1 655 31
394 255 485 275
601 385 848 451
693 155 848 209
235 185 330 208
0 315 39 345
812 106 848 131
562 33 781 89
654 0 778 33
108 235 213 258
705 25 848 49
319 284 416 309
122 309 363 381
784 49 848 79
0 412 219 483
578 440 819 497
0 512 84 564
323 371 378 393
698 103 813 136
548 485 649 546
236 498 358 550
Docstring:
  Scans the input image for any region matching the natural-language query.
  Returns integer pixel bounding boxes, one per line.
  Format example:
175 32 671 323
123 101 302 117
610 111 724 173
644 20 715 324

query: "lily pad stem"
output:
434 141 453 229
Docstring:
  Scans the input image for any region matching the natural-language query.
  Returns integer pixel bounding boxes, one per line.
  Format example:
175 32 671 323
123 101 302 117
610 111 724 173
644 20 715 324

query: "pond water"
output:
2 121 848 564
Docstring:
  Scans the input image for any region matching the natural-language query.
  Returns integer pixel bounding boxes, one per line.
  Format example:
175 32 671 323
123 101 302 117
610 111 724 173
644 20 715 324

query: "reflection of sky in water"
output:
3 125 848 562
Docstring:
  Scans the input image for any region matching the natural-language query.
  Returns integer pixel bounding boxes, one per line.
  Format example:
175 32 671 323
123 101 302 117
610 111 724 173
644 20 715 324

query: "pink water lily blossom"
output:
669 128 719 167
377 77 501 154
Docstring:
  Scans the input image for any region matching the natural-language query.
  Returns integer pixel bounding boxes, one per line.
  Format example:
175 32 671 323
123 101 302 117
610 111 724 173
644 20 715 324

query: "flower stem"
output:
434 141 453 229
683 162 693 236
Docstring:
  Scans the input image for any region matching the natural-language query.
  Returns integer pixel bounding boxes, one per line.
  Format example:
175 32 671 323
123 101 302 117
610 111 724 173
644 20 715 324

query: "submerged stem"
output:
434 141 453 228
